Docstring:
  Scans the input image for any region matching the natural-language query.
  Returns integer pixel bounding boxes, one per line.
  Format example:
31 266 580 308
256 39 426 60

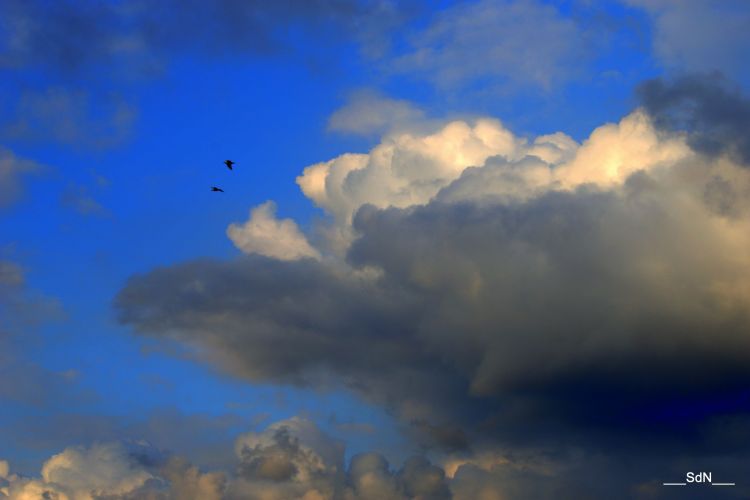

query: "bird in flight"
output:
211 186 224 192
224 160 235 170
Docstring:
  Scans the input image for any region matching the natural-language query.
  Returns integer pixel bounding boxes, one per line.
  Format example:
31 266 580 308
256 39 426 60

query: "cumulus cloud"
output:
389 0 587 90
0 418 466 500
230 417 344 499
0 441 225 500
327 91 425 137
298 108 689 252
297 116 527 252
624 0 750 80
0 147 42 209
12 416 739 499
118 97 750 493
227 201 320 261
225 417 454 500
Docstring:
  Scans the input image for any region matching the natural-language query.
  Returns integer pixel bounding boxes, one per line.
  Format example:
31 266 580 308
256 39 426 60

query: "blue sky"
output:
2 1 750 498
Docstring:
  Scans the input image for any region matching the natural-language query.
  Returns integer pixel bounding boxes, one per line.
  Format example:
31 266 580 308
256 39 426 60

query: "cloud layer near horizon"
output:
1 416 539 500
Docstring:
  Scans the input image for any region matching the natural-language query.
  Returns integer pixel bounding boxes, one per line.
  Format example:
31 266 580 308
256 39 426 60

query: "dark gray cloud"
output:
638 74 750 164
116 159 750 460
115 256 466 433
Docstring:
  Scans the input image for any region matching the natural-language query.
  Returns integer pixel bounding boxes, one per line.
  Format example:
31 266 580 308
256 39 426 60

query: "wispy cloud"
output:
625 0 750 80
327 90 426 137
0 147 43 209
388 0 588 90
1 88 136 149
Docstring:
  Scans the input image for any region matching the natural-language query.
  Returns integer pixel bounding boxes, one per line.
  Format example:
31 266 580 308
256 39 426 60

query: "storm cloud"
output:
116 101 750 479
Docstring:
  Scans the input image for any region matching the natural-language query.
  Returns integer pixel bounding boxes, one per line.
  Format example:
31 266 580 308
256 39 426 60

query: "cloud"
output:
388 0 587 90
117 105 750 490
230 417 344 499
327 91 425 137
0 417 457 500
0 256 63 332
0 441 226 500
223 417 453 499
0 0 410 74
0 261 23 290
0 1 411 152
5 416 750 498
0 147 42 209
60 183 108 217
0 259 75 410
227 201 321 261
297 117 526 232
624 0 750 80
5 409 247 476
637 74 750 164
297 109 687 252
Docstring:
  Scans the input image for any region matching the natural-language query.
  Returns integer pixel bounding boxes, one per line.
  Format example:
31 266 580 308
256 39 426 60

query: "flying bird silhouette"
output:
224 160 235 170
211 186 224 192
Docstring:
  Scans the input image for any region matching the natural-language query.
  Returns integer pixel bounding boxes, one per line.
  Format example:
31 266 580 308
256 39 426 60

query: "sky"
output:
1 0 750 498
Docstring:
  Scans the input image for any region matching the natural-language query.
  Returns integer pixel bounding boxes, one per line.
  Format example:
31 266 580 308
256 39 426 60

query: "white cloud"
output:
298 117 525 225
297 108 691 252
227 201 320 261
